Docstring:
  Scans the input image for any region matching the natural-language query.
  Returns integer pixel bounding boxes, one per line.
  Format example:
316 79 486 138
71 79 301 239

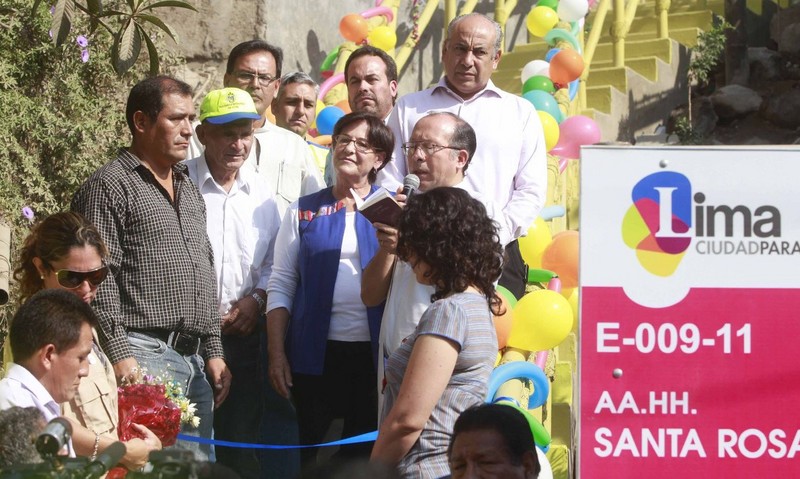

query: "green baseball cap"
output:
199 87 261 124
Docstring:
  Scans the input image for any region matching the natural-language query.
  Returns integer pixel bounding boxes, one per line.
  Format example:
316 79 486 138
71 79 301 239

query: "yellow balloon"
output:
526 6 559 38
507 289 573 352
567 288 579 333
367 25 397 52
311 100 326 129
518 217 552 269
537 111 560 151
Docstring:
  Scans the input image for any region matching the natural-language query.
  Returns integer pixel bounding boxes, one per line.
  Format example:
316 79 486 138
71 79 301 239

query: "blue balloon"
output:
316 106 345 136
522 90 563 123
568 78 579 101
485 361 550 410
545 47 561 62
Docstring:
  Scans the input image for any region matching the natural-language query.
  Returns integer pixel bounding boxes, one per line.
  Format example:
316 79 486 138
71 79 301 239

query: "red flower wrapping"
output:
117 383 182 447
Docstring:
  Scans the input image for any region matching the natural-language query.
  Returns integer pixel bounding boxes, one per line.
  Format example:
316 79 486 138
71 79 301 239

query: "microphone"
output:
402 174 420 198
84 441 127 477
35 417 72 457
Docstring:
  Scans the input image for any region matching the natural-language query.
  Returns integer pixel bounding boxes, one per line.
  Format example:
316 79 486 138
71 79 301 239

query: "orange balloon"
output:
541 230 579 289
549 49 584 85
339 14 369 43
493 294 514 350
335 99 352 114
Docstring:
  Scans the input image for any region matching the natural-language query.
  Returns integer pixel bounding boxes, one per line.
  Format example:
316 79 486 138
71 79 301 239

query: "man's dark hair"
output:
344 45 398 84
226 40 284 77
0 407 45 468
125 75 193 135
424 112 477 172
448 403 541 475
10 289 98 363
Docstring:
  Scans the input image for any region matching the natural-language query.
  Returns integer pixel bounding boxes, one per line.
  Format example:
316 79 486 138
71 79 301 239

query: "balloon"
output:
537 111 560 151
523 75 555 95
316 106 345 136
544 48 561 62
493 294 514 349
554 114 601 158
568 78 579 101
495 400 552 452
360 6 394 22
545 28 580 53
496 285 518 307
367 25 397 51
508 289 573 351
486 361 550 410
339 14 369 42
526 6 559 37
318 72 344 101
519 217 553 268
521 60 550 84
320 47 340 72
566 288 579 332
549 49 584 84
541 230 579 289
558 0 590 22
335 99 352 114
538 0 559 10
522 90 562 122
310 100 326 129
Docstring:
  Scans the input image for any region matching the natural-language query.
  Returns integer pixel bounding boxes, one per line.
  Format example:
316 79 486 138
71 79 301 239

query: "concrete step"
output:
599 26 704 47
504 37 672 70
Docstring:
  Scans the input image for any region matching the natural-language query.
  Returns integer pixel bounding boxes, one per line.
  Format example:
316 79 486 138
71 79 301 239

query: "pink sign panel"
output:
579 147 800 477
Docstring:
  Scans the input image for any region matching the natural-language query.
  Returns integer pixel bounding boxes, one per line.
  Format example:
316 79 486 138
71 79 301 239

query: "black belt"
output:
129 329 201 356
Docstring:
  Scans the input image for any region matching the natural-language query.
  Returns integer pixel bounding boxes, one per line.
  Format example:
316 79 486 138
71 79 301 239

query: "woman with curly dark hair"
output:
371 187 502 478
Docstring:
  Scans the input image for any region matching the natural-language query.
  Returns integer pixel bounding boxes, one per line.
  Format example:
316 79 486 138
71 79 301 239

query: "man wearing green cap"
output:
185 87 281 478
72 75 231 463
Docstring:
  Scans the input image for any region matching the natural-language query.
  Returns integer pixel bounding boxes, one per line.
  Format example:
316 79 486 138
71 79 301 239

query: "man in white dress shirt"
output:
0 289 95 457
185 87 281 479
362 112 510 415
188 40 324 217
384 13 548 299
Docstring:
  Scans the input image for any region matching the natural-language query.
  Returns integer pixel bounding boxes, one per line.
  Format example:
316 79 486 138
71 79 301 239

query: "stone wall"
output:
160 0 535 101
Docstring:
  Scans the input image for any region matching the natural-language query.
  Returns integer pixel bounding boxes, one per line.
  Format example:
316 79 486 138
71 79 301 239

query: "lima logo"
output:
622 171 692 277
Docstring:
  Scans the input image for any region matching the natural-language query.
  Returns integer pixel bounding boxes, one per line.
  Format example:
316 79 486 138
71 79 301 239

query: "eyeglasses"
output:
54 266 109 289
402 142 460 157
333 134 379 154
233 71 278 87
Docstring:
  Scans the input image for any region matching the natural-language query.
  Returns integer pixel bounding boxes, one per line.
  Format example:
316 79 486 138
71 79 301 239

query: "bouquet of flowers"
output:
117 370 199 447
107 370 198 478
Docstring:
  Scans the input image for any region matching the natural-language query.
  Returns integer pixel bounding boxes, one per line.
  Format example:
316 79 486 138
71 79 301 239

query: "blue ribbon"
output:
176 431 378 450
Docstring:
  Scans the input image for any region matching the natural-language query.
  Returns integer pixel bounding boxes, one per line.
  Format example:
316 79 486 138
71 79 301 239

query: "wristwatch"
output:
251 292 266 313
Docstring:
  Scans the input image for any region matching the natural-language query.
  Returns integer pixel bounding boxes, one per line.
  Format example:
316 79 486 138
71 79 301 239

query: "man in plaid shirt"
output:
72 75 231 462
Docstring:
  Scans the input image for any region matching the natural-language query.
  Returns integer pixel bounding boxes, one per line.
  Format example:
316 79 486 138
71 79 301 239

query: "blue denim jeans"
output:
127 332 215 462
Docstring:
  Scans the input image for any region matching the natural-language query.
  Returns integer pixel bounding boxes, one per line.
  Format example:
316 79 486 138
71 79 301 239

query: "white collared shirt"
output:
246 121 325 217
185 156 281 314
0 363 74 456
383 78 548 239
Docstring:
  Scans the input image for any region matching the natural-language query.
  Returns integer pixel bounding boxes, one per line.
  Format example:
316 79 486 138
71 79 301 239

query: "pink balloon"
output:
361 6 394 22
554 115 600 159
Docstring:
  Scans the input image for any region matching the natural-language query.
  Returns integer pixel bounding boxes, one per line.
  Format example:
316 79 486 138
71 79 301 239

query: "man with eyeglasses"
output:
217 40 311 479
384 13 548 300
185 87 281 479
362 112 510 416
188 40 324 217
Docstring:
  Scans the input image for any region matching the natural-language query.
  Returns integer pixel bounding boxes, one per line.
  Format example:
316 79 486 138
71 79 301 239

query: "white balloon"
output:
537 448 554 479
521 60 551 84
557 0 589 22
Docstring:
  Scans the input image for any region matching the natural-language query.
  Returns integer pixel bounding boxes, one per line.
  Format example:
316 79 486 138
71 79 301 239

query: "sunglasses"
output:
54 266 109 289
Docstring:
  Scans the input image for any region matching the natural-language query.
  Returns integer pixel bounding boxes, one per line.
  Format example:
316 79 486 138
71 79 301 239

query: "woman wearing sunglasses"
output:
12 211 161 468
266 111 393 466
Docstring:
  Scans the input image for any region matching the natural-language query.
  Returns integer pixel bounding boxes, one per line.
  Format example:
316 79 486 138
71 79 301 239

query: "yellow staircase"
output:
493 0 723 141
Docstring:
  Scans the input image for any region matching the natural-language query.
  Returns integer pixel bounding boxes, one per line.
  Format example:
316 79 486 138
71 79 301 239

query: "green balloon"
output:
538 0 559 10
522 75 556 95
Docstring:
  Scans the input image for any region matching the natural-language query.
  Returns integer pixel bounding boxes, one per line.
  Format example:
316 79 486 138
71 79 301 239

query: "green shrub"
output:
0 0 187 344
